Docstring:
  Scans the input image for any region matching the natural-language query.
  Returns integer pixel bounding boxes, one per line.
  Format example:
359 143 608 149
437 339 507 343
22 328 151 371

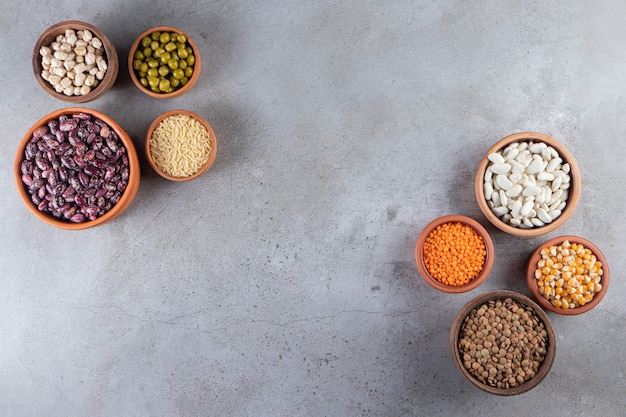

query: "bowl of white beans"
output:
475 132 581 237
32 20 119 103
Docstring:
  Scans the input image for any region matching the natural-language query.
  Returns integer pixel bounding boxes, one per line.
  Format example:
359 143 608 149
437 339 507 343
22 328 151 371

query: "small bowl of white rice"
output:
145 110 217 181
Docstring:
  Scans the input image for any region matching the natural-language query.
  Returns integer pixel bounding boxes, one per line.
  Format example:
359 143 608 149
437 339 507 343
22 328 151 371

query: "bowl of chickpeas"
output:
415 214 494 293
526 236 609 315
128 26 201 98
33 20 119 103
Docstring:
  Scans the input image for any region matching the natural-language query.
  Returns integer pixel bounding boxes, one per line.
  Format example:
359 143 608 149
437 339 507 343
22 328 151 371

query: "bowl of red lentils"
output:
450 290 556 395
526 236 609 315
415 214 494 293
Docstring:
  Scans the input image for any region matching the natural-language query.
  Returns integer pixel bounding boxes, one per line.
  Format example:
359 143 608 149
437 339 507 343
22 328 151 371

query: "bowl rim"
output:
449 290 557 395
32 20 119 103
475 132 581 237
14 107 140 230
145 109 217 181
128 26 201 99
415 214 494 293
526 235 610 315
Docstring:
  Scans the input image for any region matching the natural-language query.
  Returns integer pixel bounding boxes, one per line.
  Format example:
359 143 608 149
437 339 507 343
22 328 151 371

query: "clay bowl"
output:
526 236 609 315
450 290 556 395
14 108 140 230
128 26 201 98
475 132 581 237
32 20 119 103
145 110 217 181
415 214 494 293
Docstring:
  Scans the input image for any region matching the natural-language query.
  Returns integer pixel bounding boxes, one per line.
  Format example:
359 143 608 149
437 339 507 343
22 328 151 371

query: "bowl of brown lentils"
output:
32 20 119 103
450 290 556 395
14 108 140 230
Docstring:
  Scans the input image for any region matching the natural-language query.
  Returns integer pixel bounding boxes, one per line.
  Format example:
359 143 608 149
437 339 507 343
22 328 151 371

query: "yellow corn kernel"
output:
552 299 562 308
583 294 594 302
561 299 570 309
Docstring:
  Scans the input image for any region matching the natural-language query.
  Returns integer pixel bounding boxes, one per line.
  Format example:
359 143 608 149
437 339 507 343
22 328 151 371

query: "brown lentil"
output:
457 297 549 389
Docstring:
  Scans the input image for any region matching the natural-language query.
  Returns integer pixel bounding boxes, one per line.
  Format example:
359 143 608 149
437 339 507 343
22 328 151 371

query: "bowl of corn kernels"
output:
526 236 609 315
415 214 494 293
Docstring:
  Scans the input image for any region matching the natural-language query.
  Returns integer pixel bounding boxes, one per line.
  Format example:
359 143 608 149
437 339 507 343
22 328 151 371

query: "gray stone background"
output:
1 1 624 416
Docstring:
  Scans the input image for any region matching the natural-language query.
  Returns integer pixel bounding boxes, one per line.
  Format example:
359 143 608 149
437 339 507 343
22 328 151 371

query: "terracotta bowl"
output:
32 20 119 103
475 132 581 237
526 236 609 315
450 290 556 396
145 110 217 181
128 26 201 99
415 214 494 293
14 108 140 230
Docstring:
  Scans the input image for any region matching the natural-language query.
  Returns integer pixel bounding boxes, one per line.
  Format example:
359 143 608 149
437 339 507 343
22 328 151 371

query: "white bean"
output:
499 189 508 207
509 160 524 174
526 155 545 174
522 186 542 197
521 201 534 217
484 182 493 200
537 208 552 224
488 152 505 164
492 206 509 216
549 209 562 220
495 174 513 190
491 191 500 207
529 142 547 153
531 217 545 227
506 184 523 198
504 148 519 161
491 163 511 174
545 157 562 172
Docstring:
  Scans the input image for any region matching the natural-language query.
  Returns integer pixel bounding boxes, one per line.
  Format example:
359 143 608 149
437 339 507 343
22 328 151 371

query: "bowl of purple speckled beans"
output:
14 108 140 229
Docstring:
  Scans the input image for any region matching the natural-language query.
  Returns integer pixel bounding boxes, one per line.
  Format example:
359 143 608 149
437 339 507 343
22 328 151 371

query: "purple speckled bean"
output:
20 113 130 224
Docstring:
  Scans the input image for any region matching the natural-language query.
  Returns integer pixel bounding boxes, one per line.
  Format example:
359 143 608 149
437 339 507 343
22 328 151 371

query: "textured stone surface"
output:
1 1 625 416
